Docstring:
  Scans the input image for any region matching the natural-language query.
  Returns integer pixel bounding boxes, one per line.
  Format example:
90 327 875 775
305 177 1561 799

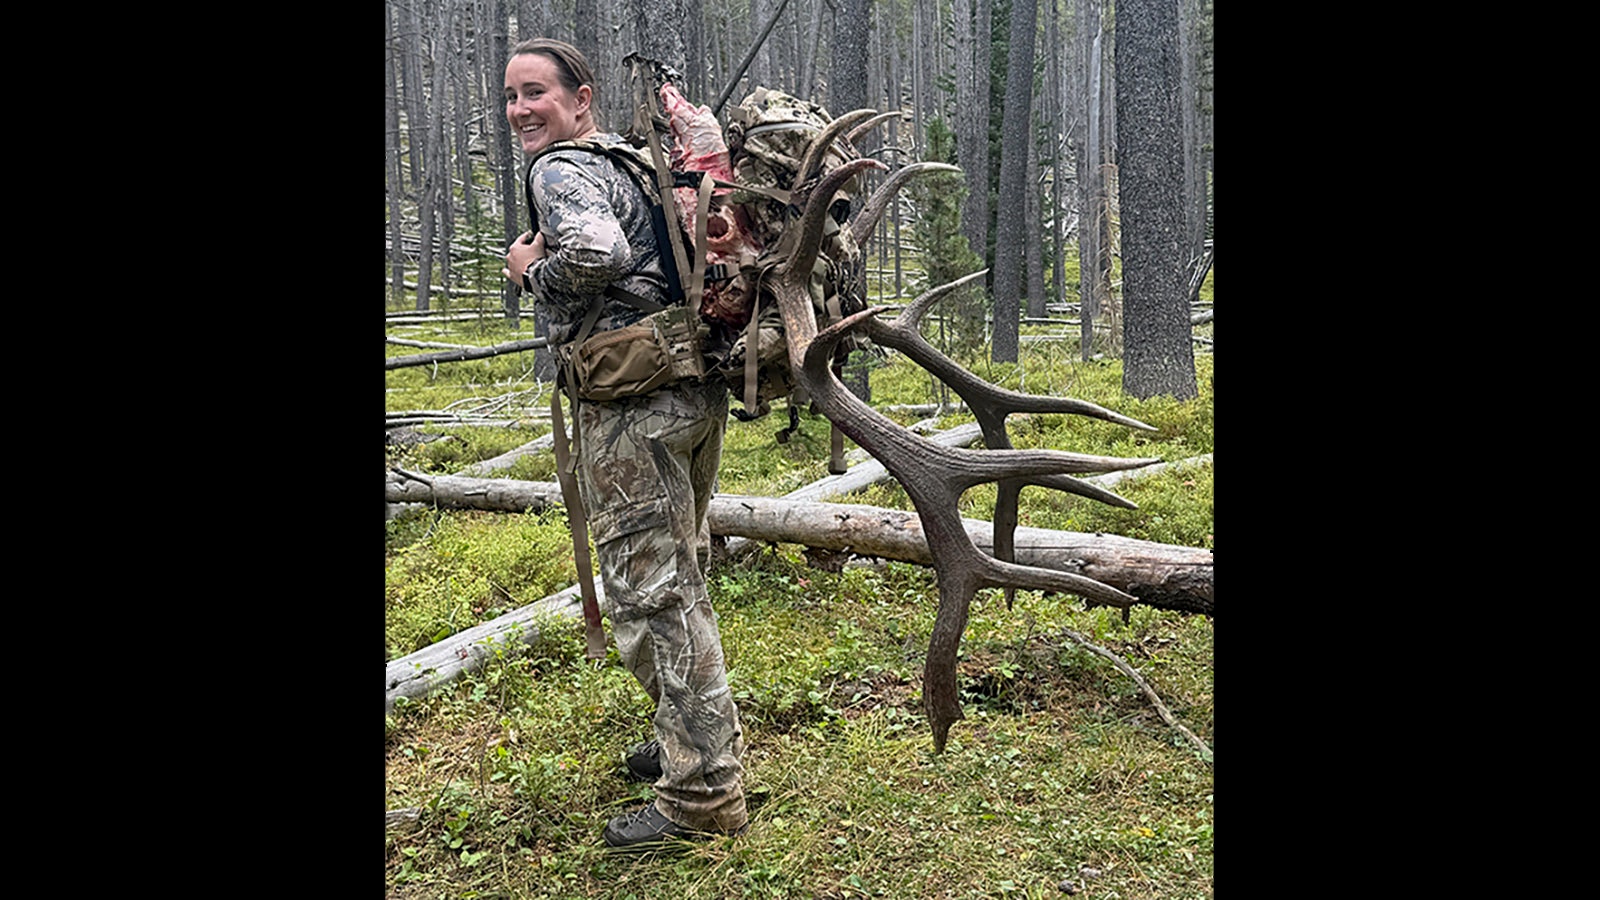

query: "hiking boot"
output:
624 739 662 783
601 801 746 850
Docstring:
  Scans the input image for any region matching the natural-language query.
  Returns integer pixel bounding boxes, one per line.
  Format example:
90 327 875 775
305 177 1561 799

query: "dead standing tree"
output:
759 112 1166 752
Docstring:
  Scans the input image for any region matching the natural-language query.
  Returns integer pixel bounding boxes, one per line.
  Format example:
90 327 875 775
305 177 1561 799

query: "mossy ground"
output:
386 274 1213 899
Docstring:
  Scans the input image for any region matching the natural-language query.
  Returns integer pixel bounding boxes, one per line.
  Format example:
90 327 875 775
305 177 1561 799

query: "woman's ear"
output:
575 84 592 116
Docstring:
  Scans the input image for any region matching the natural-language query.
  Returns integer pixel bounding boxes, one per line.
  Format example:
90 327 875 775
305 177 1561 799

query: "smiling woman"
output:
496 37 749 852
502 40 598 157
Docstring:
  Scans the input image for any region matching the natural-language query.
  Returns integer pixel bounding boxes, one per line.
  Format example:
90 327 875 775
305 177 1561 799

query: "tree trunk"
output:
628 0 687 74
1047 0 1066 313
573 0 600 92
387 0 407 307
433 13 454 304
1025 118 1046 319
952 0 991 281
416 116 438 311
832 0 872 404
1115 0 1196 399
402 0 427 194
990 0 1037 363
494 0 521 325
1076 0 1105 359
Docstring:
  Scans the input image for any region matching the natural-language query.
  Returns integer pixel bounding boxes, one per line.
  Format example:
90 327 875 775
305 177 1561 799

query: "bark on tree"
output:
1076 0 1106 360
952 0 992 278
387 0 407 306
831 0 873 404
573 0 600 96
831 0 870 116
517 0 546 41
990 0 1038 363
402 0 427 194
1025 118 1046 319
414 5 445 313
494 0 521 325
1047 0 1066 314
433 6 455 303
685 0 706 101
628 0 687 75
1115 0 1197 399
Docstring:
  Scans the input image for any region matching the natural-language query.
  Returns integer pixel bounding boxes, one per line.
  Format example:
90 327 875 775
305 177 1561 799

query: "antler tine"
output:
897 267 988 332
848 162 962 252
783 158 888 317
863 315 1159 434
846 110 908 145
805 310 1157 487
794 108 879 189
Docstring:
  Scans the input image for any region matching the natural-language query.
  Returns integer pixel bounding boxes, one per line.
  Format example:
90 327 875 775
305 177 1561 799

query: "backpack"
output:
652 82 875 467
714 86 873 435
527 67 869 468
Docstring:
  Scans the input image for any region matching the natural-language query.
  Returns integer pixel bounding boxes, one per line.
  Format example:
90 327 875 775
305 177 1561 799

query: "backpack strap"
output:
550 294 609 660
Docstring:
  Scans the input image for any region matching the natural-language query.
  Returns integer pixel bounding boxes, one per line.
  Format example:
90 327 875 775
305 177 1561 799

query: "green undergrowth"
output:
386 550 1213 899
386 310 1213 898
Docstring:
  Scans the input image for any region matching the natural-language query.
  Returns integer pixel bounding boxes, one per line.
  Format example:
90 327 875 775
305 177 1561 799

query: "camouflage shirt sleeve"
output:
525 140 669 345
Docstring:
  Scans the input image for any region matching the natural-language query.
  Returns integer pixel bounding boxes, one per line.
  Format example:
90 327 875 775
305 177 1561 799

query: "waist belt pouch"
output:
573 305 708 402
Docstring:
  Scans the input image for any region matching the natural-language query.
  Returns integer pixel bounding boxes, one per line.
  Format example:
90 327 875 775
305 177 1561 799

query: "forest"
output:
387 1 1214 897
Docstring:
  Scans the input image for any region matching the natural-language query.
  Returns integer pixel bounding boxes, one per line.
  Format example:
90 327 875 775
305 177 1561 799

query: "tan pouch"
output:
572 305 707 402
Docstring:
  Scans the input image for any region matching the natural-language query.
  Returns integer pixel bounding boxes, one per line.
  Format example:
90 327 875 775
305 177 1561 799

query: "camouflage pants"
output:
574 378 747 833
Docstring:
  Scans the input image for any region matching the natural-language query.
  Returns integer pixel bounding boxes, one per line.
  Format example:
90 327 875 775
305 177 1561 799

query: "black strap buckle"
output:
673 170 708 190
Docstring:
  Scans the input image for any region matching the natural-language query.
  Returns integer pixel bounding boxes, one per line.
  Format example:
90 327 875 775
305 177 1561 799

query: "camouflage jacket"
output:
524 133 670 347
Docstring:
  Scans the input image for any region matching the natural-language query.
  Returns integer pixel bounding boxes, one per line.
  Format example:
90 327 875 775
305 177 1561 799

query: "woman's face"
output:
504 53 592 156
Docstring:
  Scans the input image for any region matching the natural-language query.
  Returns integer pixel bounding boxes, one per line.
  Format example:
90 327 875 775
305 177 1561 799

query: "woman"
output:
501 39 747 849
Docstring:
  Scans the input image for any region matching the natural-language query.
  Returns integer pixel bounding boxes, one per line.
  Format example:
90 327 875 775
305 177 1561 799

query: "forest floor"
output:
385 280 1213 899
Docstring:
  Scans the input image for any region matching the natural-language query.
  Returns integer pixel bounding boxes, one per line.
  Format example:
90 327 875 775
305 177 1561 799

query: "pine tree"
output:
911 118 988 357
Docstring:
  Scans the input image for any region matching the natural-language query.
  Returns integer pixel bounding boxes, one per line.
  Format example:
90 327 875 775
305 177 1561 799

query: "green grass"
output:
386 303 1213 899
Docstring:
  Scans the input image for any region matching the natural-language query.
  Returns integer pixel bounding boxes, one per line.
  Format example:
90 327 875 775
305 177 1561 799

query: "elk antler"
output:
769 154 1162 751
849 164 1162 609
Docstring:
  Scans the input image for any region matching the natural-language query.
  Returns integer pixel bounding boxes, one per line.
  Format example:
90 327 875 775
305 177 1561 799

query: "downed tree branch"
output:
456 432 557 476
386 310 535 326
385 338 550 370
384 416 528 430
385 583 589 713
387 337 477 351
1056 625 1213 764
383 473 1212 615
385 808 423 831
1080 454 1212 489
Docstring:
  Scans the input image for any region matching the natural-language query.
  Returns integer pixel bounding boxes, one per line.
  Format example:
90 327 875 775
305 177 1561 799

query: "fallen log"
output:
383 471 1212 615
385 337 550 370
385 583 588 713
712 495 1212 616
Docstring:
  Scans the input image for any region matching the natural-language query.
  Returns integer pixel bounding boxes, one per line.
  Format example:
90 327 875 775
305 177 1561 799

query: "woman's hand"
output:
503 231 548 288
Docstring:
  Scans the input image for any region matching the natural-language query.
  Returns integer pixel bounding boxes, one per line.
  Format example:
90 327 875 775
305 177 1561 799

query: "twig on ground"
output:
1057 626 1213 764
